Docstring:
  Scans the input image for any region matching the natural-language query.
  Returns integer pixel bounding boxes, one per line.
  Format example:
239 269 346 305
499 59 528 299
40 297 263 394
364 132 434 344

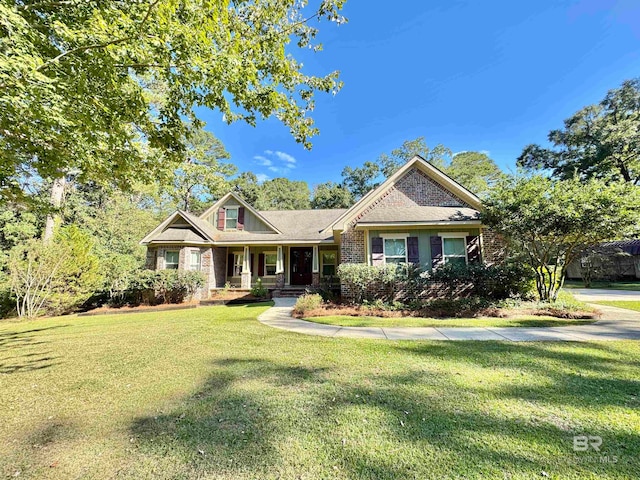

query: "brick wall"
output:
145 247 157 269
211 246 227 288
340 229 365 264
482 228 508 265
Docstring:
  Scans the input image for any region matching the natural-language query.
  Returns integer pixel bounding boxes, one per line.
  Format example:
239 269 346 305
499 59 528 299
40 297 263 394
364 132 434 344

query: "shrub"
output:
127 270 205 305
294 293 323 315
425 262 533 300
337 263 400 304
251 278 268 298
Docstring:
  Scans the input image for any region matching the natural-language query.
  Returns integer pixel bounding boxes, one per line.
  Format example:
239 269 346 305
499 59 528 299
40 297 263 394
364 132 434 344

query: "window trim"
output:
382 236 408 265
165 250 179 270
225 207 239 231
264 251 277 277
438 232 469 266
320 250 338 276
189 250 201 271
232 252 244 276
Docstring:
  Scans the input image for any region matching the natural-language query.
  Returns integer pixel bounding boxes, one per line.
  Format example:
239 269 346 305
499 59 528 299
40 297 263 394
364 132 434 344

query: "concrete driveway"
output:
570 288 640 302
258 297 640 342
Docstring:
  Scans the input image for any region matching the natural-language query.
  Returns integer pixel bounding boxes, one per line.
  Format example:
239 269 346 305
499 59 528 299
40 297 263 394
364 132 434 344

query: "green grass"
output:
593 301 640 312
304 315 596 328
564 280 640 291
1 304 639 479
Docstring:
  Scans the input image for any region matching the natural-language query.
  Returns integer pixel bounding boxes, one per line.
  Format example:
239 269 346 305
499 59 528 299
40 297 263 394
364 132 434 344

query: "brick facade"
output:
340 229 365 264
482 228 508 265
211 247 227 289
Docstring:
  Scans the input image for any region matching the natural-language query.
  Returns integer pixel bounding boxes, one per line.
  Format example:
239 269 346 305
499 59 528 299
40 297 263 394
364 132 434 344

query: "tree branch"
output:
35 0 161 72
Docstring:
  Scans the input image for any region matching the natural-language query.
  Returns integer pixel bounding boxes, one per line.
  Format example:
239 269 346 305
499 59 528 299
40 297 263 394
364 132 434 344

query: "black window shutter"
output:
466 235 481 263
250 254 254 273
430 236 443 268
237 207 245 230
371 237 384 266
258 253 265 276
407 237 420 264
227 254 234 277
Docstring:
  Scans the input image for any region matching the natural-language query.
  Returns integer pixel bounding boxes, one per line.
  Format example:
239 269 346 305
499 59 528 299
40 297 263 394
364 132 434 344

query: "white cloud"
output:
253 149 297 176
273 151 297 165
255 173 270 183
253 155 272 167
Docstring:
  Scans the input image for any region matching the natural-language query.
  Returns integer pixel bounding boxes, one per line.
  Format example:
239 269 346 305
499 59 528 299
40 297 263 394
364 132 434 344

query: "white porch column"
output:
241 245 251 289
312 245 319 273
275 246 285 288
276 246 284 274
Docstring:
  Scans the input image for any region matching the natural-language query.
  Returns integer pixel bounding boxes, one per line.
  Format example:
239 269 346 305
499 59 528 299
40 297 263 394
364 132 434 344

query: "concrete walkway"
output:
258 298 640 341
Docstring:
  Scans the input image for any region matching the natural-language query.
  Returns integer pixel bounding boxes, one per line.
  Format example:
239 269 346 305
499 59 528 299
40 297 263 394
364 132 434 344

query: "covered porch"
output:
223 244 340 290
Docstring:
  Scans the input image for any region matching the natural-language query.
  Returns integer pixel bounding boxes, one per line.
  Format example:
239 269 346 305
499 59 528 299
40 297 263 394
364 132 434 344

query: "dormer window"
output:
225 207 238 230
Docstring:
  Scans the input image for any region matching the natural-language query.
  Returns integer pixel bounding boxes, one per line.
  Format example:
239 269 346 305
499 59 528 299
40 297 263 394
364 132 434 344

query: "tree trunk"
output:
43 177 66 243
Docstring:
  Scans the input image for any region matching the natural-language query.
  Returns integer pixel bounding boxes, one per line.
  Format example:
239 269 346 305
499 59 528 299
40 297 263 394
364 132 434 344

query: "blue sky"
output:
199 0 640 186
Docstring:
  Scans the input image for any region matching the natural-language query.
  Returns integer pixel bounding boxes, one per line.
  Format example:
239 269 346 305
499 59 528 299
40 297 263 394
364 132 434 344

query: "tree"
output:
447 151 503 197
231 172 262 206
518 78 640 185
341 162 381 200
255 178 311 210
482 175 640 301
0 0 346 201
341 137 454 200
166 128 235 212
311 181 354 209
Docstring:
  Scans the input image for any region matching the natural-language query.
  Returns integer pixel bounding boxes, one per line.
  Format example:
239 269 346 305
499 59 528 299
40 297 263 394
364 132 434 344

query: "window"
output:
189 250 201 271
383 238 407 264
264 253 277 276
233 253 243 276
443 237 467 266
225 207 238 230
321 251 337 276
165 251 179 269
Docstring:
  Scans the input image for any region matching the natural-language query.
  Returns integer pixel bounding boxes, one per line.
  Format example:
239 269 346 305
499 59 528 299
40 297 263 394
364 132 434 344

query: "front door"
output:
290 247 313 285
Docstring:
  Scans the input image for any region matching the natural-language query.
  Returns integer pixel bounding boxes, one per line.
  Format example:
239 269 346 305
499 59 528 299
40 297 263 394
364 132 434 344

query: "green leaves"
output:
482 174 640 300
517 78 640 185
1 0 346 199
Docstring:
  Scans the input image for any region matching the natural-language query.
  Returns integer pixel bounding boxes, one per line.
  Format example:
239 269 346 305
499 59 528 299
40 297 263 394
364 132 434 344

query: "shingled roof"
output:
356 206 480 224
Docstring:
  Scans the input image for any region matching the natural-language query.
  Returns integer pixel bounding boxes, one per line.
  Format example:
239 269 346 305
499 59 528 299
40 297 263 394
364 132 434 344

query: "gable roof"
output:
325 155 482 232
140 210 217 245
198 192 282 234
210 209 347 243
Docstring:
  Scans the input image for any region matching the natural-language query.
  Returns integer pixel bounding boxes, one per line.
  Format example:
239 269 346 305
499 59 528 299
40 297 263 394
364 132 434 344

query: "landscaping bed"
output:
304 315 596 328
293 296 600 322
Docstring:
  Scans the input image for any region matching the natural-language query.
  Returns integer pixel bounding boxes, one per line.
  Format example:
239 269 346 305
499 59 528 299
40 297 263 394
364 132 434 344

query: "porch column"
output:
312 245 320 287
275 246 285 288
241 245 251 289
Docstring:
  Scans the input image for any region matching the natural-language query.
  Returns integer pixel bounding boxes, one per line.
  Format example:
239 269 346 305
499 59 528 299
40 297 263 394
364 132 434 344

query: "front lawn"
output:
593 301 640 312
564 280 640 291
305 315 597 328
1 305 638 479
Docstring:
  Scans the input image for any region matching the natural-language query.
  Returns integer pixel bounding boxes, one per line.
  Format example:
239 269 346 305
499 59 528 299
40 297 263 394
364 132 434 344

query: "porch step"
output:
271 288 308 298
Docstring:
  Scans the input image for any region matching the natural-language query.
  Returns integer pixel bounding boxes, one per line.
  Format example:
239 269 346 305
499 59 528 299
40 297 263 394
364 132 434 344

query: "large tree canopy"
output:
254 177 311 210
482 175 640 301
0 0 346 199
448 151 503 197
518 78 640 185
341 137 502 200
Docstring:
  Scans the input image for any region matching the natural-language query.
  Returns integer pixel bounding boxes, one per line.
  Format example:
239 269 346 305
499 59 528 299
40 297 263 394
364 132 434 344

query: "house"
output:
140 156 505 298
566 239 640 281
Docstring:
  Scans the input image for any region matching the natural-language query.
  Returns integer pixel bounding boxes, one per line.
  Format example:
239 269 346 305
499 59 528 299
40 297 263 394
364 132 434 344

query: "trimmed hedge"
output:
338 262 533 305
